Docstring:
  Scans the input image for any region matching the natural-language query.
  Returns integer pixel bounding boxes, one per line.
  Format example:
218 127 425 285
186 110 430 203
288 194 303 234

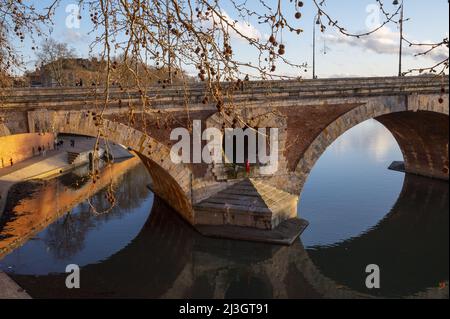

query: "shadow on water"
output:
307 174 449 298
3 170 448 299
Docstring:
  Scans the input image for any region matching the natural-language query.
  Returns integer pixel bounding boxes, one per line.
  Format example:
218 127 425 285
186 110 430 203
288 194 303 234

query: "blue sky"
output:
18 0 449 78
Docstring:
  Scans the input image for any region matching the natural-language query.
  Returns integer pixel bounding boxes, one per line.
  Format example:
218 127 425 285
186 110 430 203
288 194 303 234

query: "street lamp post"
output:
393 0 404 76
166 0 173 84
313 14 320 79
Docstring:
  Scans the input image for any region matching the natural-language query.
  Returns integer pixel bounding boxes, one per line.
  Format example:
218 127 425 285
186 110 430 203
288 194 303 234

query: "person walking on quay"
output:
9 158 13 167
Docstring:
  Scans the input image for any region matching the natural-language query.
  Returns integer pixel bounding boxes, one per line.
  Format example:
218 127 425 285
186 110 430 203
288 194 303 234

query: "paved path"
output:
0 136 132 216
0 272 31 299
0 150 63 178
59 135 133 159
0 152 68 216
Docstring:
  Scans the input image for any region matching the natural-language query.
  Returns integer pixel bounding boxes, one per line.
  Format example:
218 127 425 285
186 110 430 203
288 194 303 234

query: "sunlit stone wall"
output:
0 133 55 168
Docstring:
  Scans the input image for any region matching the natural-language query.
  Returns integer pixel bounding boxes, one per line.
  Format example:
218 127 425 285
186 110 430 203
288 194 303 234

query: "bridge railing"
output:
0 76 447 110
3 75 447 93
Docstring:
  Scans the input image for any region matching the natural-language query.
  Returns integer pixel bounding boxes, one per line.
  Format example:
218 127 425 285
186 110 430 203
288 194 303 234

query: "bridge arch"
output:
48 110 195 223
205 107 288 180
294 95 449 194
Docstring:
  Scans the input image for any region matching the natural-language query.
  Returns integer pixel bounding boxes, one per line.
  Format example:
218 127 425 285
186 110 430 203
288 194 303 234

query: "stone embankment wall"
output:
0 133 54 168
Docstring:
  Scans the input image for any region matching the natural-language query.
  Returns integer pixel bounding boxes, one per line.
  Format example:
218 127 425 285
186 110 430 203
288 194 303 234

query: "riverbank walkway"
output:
0 151 68 215
0 135 133 216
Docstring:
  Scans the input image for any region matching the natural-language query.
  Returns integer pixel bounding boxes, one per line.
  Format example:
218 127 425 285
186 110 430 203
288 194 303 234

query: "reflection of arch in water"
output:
9 197 312 298
224 270 273 299
10 198 195 298
155 174 449 299
41 163 154 262
10 176 449 298
307 173 449 298
0 158 144 259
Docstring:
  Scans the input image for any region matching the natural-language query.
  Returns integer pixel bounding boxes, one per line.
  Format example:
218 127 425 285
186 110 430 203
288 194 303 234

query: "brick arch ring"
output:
294 94 449 195
50 110 195 223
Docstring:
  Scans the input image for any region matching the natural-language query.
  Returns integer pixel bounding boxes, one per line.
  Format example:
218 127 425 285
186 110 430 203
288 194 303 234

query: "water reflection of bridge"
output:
9 173 448 299
0 157 141 258
307 174 449 298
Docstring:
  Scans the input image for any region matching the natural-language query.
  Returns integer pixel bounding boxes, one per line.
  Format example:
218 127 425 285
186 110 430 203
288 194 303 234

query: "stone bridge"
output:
0 76 448 244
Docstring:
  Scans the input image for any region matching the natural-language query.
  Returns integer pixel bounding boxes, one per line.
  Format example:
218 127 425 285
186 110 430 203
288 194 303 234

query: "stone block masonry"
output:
0 76 448 245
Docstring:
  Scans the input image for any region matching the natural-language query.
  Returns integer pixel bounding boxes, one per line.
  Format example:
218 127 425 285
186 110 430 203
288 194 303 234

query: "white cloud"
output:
232 19 262 42
332 119 400 163
200 10 262 42
325 27 448 62
61 29 84 43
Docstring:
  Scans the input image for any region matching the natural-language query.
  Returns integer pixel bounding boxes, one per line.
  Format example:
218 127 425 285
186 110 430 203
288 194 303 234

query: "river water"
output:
0 120 448 298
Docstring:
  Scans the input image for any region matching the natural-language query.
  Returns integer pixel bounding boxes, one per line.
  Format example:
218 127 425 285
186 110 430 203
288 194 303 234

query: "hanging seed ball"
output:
295 12 302 19
278 47 285 55
298 1 304 7
269 35 276 44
